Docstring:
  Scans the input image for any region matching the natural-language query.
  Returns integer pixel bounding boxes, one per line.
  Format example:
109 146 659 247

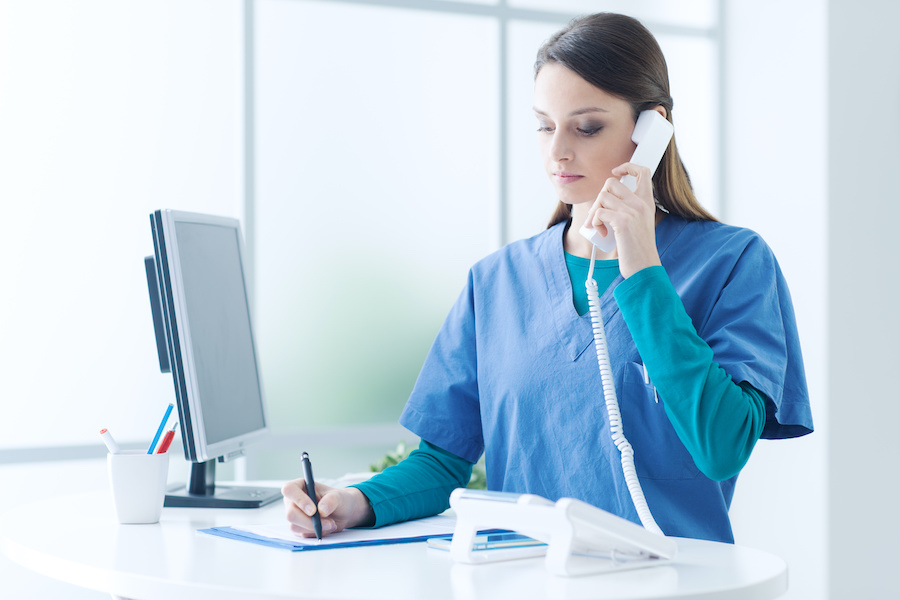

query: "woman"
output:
282 13 812 543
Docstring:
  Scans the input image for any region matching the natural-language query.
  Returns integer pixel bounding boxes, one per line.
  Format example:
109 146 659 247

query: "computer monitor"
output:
145 209 281 508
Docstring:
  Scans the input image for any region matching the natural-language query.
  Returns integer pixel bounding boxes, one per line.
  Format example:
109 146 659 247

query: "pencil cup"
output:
107 450 169 524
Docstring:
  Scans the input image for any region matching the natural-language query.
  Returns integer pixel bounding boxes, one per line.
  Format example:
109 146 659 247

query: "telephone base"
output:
448 489 677 577
551 551 669 576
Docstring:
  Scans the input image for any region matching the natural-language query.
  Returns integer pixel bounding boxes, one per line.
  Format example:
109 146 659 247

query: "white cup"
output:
107 450 169 524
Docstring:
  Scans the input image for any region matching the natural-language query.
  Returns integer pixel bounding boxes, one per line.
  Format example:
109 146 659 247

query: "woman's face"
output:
533 63 636 208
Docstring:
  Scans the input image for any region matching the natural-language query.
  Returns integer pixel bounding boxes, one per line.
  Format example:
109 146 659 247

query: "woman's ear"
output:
653 105 668 120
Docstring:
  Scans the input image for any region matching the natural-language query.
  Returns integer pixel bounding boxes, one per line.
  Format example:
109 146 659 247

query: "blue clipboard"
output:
199 526 480 552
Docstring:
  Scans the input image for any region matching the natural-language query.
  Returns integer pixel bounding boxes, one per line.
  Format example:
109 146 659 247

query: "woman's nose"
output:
549 132 573 162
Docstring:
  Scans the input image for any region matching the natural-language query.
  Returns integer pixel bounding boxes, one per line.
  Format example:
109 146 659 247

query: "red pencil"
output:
156 422 179 454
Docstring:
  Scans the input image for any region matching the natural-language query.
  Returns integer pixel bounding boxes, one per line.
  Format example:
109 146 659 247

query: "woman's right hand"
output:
282 479 375 537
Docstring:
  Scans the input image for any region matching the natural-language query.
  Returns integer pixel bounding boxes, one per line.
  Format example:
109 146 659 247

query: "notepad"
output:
200 515 494 551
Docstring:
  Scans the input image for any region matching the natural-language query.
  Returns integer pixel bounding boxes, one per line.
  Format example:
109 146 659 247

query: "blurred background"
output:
0 0 896 598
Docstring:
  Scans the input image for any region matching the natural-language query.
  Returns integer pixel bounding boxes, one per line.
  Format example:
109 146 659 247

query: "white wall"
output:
827 1 900 597
723 1 828 599
727 1 900 598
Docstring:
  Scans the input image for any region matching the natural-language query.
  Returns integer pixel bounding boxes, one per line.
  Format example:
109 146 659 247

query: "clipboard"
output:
199 514 502 552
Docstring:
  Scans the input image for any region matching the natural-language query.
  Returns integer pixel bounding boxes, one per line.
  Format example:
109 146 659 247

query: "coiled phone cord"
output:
585 247 664 535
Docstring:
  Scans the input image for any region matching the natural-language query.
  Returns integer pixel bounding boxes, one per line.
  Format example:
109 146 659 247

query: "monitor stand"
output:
164 459 282 508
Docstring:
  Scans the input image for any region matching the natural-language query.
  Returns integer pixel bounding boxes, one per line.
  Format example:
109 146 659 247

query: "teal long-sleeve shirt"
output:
353 261 766 526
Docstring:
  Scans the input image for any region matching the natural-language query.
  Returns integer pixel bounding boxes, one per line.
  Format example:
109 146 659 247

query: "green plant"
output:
467 461 487 490
369 441 412 473
370 442 487 489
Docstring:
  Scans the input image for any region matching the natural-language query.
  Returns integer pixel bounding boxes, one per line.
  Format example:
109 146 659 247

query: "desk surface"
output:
0 489 787 600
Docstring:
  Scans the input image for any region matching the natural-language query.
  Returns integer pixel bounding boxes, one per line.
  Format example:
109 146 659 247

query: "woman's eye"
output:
577 125 602 136
536 125 554 133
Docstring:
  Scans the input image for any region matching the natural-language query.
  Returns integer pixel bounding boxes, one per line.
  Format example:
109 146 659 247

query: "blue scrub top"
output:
400 215 813 543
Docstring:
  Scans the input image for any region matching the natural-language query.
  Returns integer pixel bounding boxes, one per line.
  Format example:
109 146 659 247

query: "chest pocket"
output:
618 362 700 481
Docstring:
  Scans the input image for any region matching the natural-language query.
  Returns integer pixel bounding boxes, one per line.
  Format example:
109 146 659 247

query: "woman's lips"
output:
553 172 583 184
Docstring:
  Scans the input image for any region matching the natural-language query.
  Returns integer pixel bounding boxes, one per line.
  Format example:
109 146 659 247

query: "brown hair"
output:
536 13 716 228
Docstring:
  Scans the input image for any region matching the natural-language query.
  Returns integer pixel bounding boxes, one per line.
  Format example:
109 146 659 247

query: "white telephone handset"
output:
578 110 674 252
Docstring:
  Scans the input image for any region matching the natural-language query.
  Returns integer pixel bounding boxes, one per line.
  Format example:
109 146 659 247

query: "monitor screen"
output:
173 220 265 446
147 209 280 508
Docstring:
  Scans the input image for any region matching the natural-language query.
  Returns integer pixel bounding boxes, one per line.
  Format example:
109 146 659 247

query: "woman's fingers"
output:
282 479 334 538
282 482 373 538
282 478 317 516
611 162 654 200
580 162 662 276
587 163 656 232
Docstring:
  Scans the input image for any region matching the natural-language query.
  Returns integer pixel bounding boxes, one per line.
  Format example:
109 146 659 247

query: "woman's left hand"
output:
584 162 662 278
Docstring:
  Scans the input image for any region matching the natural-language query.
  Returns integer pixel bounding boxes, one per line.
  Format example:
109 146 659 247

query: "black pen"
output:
301 452 322 539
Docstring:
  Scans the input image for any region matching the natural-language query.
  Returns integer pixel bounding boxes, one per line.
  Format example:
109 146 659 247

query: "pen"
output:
148 403 174 454
99 428 120 454
301 452 322 539
156 421 179 454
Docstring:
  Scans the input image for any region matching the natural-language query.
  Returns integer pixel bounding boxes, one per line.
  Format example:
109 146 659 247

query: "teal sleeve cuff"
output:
614 266 767 481
350 439 473 527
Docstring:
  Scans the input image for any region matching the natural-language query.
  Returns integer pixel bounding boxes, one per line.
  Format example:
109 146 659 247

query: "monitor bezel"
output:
151 209 270 464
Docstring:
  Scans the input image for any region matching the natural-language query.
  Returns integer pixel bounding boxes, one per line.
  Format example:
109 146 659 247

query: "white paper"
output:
235 514 457 547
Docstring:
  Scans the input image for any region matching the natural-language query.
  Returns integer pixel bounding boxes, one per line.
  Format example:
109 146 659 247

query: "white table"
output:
0 490 787 599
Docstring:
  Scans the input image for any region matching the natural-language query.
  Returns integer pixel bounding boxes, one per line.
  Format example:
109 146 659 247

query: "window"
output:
0 0 721 458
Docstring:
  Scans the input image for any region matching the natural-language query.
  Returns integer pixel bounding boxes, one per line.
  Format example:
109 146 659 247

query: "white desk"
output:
0 490 787 600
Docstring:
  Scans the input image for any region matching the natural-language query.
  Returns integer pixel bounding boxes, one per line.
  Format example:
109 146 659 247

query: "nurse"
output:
282 12 813 543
